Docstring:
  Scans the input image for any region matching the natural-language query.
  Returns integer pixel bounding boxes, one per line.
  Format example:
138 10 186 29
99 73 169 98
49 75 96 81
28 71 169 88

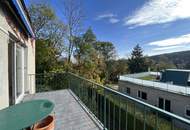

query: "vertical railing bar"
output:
104 89 107 130
126 101 128 130
113 95 115 130
97 90 99 118
119 95 121 130
92 83 95 114
156 111 158 130
171 118 174 130
90 82 93 112
108 98 110 130
99 91 101 121
134 103 136 130
143 106 146 130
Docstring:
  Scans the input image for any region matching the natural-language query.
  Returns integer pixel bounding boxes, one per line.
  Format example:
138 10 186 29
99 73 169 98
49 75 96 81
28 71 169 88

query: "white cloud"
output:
96 13 119 24
109 18 120 23
124 0 190 27
148 33 190 47
96 13 116 20
152 45 184 51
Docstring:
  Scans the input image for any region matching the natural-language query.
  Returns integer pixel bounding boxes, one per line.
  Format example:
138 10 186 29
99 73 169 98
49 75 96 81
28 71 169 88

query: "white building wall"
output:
119 80 190 119
0 28 9 110
0 4 10 109
0 4 35 109
27 39 35 94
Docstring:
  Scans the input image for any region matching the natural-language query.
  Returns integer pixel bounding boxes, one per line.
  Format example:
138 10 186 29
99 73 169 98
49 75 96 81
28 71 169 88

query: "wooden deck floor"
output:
23 89 100 130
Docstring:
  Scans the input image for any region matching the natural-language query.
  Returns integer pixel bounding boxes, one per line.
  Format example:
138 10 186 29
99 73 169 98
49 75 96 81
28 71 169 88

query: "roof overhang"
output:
11 0 35 38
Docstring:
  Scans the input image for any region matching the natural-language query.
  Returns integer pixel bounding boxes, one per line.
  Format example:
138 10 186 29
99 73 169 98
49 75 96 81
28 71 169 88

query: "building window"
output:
137 90 147 100
158 97 171 112
185 105 190 117
126 87 130 94
158 98 164 109
165 99 171 112
141 92 147 100
138 91 141 98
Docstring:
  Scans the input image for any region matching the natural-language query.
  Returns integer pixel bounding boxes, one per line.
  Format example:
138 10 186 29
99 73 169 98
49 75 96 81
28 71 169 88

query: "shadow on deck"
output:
23 89 100 130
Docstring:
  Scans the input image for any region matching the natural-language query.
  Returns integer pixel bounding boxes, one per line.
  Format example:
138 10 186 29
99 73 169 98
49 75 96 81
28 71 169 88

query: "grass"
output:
139 75 157 81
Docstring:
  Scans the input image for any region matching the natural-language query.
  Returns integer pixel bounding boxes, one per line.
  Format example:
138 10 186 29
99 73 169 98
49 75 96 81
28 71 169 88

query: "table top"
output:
0 99 54 130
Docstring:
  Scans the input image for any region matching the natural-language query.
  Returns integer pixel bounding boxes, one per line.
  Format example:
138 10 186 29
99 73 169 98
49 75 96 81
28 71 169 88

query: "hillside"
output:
150 50 190 69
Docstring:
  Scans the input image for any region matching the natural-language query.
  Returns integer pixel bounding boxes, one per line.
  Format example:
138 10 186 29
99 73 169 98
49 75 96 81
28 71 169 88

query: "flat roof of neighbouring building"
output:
165 69 190 72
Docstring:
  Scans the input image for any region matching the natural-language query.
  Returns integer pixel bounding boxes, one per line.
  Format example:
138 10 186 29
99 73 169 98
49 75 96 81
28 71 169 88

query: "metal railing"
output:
29 72 190 130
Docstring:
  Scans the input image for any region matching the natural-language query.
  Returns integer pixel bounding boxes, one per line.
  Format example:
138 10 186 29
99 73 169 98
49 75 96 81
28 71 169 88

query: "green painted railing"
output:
29 72 190 130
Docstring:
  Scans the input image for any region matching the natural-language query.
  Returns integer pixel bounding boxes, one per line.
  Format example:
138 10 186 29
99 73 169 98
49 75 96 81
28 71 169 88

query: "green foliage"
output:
29 4 56 37
35 39 59 73
29 4 67 73
94 41 116 61
73 29 106 84
128 44 148 73
83 28 96 43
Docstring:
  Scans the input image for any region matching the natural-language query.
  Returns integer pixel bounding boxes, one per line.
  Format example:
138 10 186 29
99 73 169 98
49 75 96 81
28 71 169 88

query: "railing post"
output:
67 72 70 89
134 103 136 130
108 98 110 130
171 119 174 130
143 106 146 130
113 96 115 130
104 89 107 130
119 96 121 130
126 102 128 130
156 112 158 130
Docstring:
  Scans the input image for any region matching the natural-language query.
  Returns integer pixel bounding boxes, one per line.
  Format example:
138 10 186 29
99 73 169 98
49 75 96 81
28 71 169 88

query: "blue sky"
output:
25 0 190 58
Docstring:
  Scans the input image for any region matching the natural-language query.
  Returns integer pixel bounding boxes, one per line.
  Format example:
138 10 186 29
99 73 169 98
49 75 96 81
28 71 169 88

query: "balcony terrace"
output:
26 72 190 130
24 89 100 130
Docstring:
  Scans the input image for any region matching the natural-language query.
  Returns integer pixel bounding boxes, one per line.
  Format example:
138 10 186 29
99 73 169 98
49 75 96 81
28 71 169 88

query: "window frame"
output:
126 87 130 94
137 90 147 100
158 97 171 112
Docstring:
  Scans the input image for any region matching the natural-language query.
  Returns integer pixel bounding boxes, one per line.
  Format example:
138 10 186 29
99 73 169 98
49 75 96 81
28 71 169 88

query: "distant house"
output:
119 70 190 119
160 69 190 86
0 0 35 109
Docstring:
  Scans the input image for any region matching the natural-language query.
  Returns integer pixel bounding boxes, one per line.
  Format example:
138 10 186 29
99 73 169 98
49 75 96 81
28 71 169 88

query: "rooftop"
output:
165 69 190 72
23 89 100 130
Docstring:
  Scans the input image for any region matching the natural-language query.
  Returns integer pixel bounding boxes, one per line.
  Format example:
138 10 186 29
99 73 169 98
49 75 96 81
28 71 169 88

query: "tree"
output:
127 44 148 73
73 29 106 83
94 41 116 61
29 4 66 52
94 41 117 82
107 59 129 82
28 4 66 73
35 39 59 73
29 4 55 38
62 0 84 67
83 28 96 44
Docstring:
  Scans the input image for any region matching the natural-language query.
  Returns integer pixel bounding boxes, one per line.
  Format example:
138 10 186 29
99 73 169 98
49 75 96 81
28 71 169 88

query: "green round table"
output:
0 100 54 130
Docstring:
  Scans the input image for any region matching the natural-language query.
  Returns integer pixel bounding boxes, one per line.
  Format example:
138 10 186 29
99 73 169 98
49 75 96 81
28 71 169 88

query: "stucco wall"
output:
119 80 190 119
0 3 35 109
0 4 10 109
27 39 35 94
